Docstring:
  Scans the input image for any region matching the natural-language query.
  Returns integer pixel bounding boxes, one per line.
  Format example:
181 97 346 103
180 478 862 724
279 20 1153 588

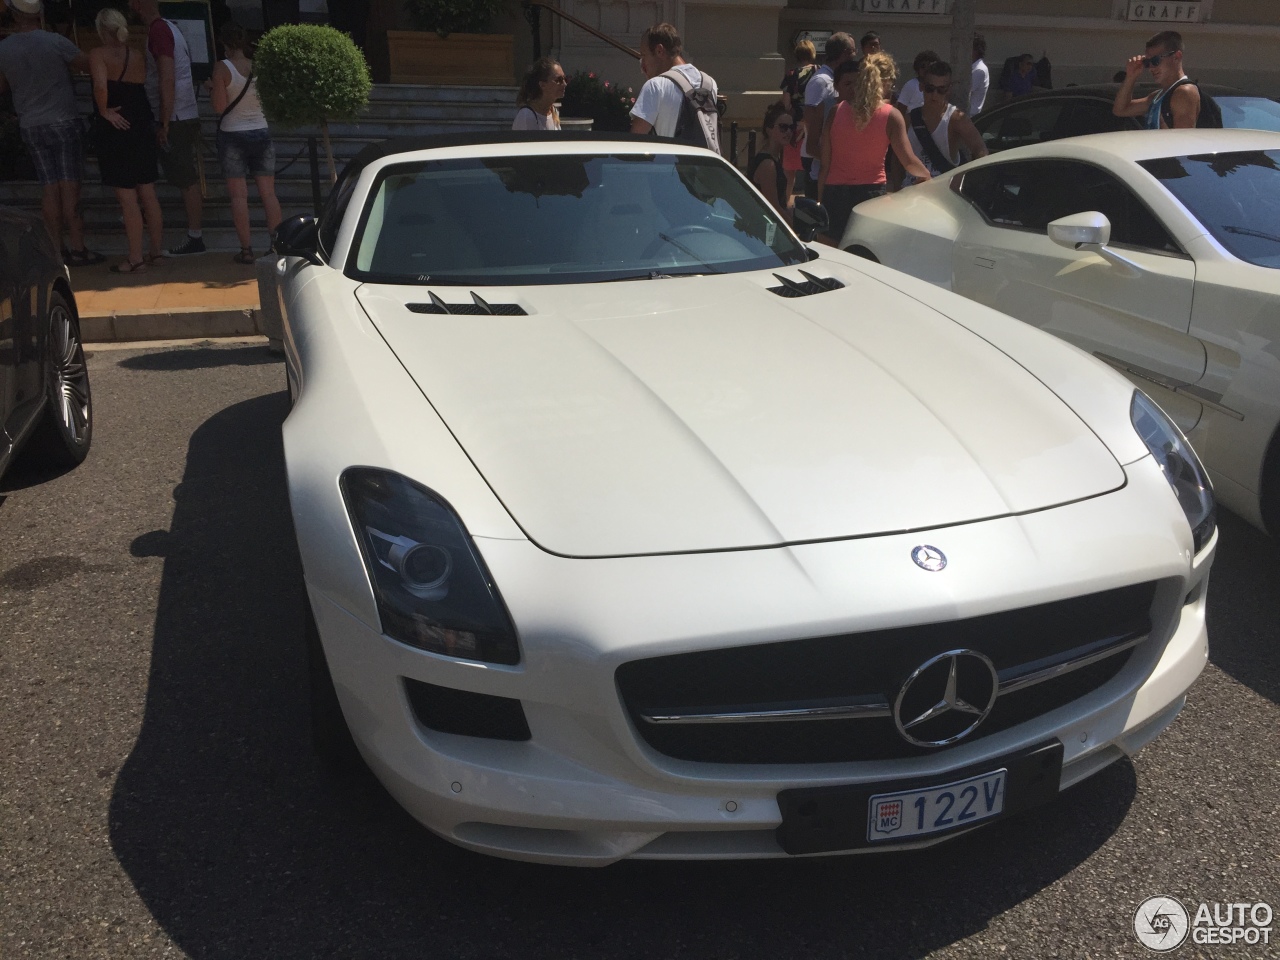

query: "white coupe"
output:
841 129 1280 535
269 133 1214 866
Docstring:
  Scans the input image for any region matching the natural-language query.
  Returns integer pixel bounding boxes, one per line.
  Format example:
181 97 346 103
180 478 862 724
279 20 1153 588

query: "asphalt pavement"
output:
0 342 1276 960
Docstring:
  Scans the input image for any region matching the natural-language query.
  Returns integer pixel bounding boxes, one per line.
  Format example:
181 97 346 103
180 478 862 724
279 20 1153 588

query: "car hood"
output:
355 264 1125 557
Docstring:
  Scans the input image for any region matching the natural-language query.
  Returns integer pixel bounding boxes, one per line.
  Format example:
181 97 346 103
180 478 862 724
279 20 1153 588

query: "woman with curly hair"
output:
747 102 794 222
818 53 929 245
513 57 565 131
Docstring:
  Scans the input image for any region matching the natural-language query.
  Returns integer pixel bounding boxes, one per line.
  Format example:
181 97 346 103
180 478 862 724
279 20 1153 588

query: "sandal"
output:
109 259 148 274
232 247 255 265
64 248 106 267
145 252 172 266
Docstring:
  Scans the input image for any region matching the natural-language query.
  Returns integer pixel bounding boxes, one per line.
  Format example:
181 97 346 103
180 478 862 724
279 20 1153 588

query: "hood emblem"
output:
893 650 999 747
911 545 947 571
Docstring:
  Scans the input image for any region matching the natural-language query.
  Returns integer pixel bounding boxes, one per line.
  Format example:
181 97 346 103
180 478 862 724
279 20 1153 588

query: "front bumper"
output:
306 456 1213 866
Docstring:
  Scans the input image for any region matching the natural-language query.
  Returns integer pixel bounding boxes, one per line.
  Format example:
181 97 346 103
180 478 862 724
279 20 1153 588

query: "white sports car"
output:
270 133 1214 866
840 129 1280 534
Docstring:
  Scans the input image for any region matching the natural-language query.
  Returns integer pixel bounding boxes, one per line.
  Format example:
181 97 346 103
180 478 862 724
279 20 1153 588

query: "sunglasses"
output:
922 82 951 94
1141 51 1177 68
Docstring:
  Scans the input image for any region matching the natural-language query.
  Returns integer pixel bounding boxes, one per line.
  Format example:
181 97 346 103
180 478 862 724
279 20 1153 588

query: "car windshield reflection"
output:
348 153 807 285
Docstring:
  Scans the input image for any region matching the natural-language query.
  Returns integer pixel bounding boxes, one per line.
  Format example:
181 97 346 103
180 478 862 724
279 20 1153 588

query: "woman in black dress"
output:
747 102 794 225
89 8 165 273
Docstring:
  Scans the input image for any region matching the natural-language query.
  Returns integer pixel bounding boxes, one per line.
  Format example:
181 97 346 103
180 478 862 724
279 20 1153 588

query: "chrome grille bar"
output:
996 633 1146 695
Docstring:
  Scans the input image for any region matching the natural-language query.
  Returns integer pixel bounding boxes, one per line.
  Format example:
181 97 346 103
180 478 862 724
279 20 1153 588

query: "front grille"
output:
616 582 1155 764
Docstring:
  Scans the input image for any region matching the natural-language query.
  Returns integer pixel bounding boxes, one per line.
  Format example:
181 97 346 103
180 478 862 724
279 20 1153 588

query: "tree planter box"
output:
387 31 514 85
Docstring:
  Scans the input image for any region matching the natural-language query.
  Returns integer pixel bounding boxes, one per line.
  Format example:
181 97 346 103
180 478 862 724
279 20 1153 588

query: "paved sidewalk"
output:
70 252 267 343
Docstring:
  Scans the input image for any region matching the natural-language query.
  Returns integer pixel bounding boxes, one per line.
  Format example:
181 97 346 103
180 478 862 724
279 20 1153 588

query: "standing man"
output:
628 23 719 153
899 60 987 187
859 32 881 58
969 33 989 116
1113 31 1201 129
0 0 103 264
131 0 205 255
802 32 854 199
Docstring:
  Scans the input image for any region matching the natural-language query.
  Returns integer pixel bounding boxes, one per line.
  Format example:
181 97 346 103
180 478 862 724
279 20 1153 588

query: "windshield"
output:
348 152 807 285
1218 97 1280 133
1139 149 1280 269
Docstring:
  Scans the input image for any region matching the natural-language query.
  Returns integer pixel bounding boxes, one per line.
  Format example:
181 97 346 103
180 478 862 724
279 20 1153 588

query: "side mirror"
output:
792 197 830 243
1047 211 1140 277
272 215 320 263
1048 211 1111 250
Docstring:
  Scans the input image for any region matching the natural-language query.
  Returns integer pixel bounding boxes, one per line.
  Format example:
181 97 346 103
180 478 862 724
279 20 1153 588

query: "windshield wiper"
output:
655 232 725 274
1222 225 1280 244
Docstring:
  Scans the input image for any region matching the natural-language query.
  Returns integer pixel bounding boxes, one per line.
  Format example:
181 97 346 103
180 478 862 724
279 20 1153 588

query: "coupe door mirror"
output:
792 197 830 243
1048 211 1111 250
273 215 320 263
1047 211 1140 277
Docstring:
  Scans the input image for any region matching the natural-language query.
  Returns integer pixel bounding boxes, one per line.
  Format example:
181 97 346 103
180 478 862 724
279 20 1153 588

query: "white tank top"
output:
905 103 957 185
219 59 267 132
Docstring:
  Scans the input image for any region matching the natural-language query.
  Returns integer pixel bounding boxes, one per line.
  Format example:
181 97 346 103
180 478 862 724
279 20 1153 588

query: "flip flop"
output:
145 252 172 266
64 249 106 267
109 259 148 274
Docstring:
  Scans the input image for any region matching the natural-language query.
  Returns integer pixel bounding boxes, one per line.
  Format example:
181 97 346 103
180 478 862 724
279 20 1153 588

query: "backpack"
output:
1161 77 1223 129
662 67 721 154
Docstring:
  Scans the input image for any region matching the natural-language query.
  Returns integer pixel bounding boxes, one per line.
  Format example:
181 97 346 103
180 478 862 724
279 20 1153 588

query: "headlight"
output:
1130 391 1215 553
341 468 520 664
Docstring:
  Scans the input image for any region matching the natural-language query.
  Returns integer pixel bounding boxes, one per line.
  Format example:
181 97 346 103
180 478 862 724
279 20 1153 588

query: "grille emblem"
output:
893 650 999 747
911 544 947 571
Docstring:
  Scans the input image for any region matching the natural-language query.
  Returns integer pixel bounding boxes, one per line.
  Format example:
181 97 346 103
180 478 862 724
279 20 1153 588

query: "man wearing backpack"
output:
629 23 721 154
1113 31 1218 129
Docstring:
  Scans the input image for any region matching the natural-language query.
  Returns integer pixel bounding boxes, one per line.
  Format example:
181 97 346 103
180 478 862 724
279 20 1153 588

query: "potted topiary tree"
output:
388 0 513 85
255 24 372 183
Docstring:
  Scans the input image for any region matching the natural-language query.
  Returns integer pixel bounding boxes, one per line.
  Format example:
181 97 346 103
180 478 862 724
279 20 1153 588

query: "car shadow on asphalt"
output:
110 391 1139 960
1202 510 1280 706
114 346 282 372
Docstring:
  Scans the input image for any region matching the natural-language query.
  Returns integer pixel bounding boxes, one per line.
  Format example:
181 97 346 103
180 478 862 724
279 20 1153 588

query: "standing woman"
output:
211 21 282 265
513 57 565 131
747 102 793 223
818 53 930 246
89 7 164 273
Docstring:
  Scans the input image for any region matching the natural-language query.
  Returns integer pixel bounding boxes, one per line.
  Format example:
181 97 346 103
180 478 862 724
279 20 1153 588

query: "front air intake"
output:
407 292 528 316
767 271 846 299
403 678 531 741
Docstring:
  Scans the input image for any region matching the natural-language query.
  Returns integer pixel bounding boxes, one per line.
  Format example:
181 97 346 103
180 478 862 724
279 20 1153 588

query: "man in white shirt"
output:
629 23 718 150
970 33 990 116
896 49 941 114
801 31 854 198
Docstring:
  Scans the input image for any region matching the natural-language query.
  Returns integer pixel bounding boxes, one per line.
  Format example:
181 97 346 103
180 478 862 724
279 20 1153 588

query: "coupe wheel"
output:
24 292 92 468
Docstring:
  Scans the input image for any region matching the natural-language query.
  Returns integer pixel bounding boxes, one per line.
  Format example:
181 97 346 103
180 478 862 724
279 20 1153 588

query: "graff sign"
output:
859 0 951 13
1126 2 1205 22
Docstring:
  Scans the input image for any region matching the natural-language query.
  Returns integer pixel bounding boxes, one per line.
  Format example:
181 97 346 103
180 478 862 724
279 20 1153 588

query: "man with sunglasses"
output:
896 61 986 188
1112 30 1201 129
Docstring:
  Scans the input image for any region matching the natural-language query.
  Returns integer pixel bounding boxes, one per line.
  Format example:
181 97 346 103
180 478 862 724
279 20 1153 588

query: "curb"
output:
80 307 269 343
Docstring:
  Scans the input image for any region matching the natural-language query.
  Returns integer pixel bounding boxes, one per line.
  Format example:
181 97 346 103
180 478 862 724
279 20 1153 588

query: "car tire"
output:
305 600 365 776
22 292 92 469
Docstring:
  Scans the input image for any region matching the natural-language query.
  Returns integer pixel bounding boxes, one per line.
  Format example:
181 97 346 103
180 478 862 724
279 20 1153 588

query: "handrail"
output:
522 0 640 60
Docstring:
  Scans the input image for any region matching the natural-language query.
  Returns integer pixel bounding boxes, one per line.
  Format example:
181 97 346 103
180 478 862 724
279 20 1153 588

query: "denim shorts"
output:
216 128 276 179
21 119 84 185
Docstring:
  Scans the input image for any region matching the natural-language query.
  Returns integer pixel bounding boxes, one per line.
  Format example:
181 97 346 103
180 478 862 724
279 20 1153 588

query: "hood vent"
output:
407 292 528 316
767 271 846 299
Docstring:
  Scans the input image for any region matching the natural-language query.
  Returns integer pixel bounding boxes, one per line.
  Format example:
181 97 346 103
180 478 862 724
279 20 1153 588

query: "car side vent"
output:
407 291 528 316
767 271 846 299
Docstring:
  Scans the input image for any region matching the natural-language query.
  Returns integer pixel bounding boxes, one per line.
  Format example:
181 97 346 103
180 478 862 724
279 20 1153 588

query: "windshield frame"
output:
341 149 808 286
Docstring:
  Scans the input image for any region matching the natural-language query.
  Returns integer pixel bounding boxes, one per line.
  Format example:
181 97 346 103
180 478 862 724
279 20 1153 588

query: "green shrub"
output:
561 71 636 132
404 0 507 36
254 24 371 129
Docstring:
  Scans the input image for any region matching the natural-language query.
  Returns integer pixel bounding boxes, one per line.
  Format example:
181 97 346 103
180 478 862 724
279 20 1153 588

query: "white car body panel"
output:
272 136 1214 865
842 129 1280 530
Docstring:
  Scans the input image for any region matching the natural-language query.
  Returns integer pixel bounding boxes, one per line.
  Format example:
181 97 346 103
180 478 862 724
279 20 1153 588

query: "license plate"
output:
867 769 1006 842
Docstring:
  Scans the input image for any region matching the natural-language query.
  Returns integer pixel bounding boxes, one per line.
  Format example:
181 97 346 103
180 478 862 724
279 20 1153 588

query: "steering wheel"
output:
640 224 720 260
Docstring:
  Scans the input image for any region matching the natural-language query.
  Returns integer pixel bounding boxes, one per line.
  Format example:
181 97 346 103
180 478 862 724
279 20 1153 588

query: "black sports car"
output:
0 206 91 478
973 83 1280 153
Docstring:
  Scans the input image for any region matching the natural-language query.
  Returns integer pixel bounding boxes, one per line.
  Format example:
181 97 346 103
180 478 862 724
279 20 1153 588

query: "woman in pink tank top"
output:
818 53 930 245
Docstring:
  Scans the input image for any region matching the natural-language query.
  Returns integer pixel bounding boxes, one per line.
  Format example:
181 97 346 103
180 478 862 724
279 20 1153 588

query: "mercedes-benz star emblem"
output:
893 649 999 747
911 545 947 571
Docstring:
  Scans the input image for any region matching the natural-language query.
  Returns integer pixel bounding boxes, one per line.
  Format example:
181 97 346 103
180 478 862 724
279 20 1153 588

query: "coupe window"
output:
1139 149 1280 268
956 159 1181 254
347 153 807 285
